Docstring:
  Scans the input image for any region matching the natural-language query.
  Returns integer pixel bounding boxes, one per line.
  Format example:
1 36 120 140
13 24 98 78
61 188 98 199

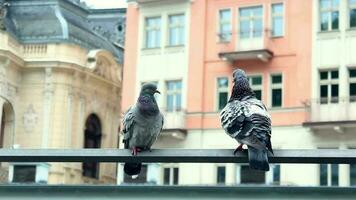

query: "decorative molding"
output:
23 104 38 133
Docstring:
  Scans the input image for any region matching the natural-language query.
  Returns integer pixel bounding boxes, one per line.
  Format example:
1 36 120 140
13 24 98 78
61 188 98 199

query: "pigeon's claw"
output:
131 147 142 156
233 144 245 155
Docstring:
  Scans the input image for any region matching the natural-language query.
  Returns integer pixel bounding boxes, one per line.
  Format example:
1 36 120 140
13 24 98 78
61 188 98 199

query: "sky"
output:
82 0 128 8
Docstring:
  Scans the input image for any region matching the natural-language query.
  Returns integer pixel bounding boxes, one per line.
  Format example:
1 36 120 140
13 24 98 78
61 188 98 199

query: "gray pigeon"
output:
122 83 164 176
220 69 273 171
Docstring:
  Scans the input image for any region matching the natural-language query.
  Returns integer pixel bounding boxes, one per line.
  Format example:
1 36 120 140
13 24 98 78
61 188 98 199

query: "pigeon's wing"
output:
242 100 273 153
220 100 252 139
122 106 136 149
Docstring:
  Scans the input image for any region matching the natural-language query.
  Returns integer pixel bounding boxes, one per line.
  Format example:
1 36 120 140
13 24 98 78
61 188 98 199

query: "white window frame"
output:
144 16 161 48
165 80 182 112
319 69 339 104
217 8 232 42
349 68 356 102
216 77 229 111
349 0 356 28
167 13 185 46
248 74 263 100
271 2 284 37
238 5 264 39
270 73 283 108
319 0 339 31
162 164 179 185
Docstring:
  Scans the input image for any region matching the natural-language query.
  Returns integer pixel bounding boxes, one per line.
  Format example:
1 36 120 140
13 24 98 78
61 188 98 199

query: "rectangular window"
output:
271 3 284 37
349 69 356 102
168 14 185 46
217 77 229 110
271 74 282 107
240 165 265 184
248 75 263 100
217 166 226 184
163 167 179 185
350 0 356 27
145 17 161 48
320 164 339 186
12 165 36 183
351 164 356 185
166 81 182 112
239 6 263 39
218 9 232 42
319 70 339 104
272 164 281 184
320 0 339 31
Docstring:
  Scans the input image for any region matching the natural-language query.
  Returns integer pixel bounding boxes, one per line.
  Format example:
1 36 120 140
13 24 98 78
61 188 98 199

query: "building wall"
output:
0 32 122 184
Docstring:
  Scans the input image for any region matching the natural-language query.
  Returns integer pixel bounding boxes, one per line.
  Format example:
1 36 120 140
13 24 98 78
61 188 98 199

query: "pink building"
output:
121 0 353 187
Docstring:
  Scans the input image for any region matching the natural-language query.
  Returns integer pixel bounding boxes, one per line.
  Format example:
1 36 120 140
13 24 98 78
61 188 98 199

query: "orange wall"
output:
122 4 139 112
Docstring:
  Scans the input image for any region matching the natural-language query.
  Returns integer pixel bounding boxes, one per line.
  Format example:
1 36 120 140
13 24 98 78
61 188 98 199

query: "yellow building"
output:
0 0 124 184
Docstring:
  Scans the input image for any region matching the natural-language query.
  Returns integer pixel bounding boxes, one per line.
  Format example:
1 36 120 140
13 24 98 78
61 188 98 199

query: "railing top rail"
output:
1 149 356 164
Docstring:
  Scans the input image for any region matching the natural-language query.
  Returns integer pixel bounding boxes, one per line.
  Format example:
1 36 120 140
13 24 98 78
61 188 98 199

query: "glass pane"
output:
176 93 182 111
217 166 226 184
350 83 356 97
252 76 262 85
272 75 282 84
167 95 174 111
331 84 338 97
12 166 36 183
220 9 231 20
272 3 283 14
273 165 281 184
176 81 182 89
155 30 161 47
320 71 328 80
169 27 177 45
272 17 283 36
240 165 265 184
254 90 262 100
320 12 329 31
320 85 328 98
219 92 228 110
253 19 262 37
331 70 338 79
351 164 356 186
320 164 328 186
240 20 250 38
173 168 179 185
331 164 338 186
320 0 331 9
167 82 175 90
163 168 170 185
253 6 263 16
332 0 339 7
240 8 250 17
218 78 228 88
350 69 356 77
179 26 185 45
350 0 356 4
332 11 339 30
350 9 356 28
272 89 282 107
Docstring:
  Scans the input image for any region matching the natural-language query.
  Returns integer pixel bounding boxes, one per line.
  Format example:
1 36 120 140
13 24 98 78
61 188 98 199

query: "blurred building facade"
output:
0 0 125 184
122 0 356 186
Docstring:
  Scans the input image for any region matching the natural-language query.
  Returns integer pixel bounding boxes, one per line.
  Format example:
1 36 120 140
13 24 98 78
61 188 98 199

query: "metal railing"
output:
1 149 356 200
1 149 356 163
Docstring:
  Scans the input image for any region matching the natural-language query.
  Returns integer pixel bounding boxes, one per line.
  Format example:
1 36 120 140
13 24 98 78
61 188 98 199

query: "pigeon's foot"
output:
233 144 246 155
131 147 142 156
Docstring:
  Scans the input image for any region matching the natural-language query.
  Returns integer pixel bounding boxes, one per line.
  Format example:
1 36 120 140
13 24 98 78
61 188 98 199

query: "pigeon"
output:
220 69 273 171
122 83 164 177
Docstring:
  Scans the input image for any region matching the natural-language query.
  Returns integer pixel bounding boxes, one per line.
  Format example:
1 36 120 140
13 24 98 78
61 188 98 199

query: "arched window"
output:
82 114 102 179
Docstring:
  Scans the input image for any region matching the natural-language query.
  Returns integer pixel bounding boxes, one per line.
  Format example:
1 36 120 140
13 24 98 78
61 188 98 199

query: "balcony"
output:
1 149 356 199
159 109 187 140
218 33 273 62
303 97 356 131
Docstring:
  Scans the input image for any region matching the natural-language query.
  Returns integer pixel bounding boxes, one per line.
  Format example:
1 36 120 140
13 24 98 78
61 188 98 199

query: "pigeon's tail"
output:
124 162 142 176
248 146 270 171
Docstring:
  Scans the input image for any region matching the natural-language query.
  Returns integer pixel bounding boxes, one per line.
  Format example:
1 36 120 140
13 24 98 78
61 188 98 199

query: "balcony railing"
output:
306 97 356 124
1 149 356 199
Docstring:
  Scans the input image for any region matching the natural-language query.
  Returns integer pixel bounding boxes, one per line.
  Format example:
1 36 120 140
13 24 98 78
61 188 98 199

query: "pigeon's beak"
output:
155 90 161 94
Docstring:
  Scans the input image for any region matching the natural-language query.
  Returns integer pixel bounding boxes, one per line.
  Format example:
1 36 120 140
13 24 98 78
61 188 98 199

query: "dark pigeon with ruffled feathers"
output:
220 69 273 171
122 83 164 177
